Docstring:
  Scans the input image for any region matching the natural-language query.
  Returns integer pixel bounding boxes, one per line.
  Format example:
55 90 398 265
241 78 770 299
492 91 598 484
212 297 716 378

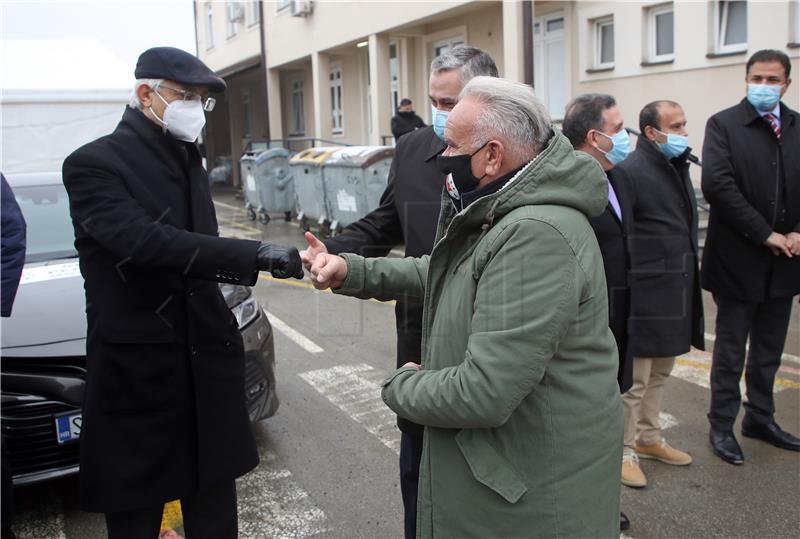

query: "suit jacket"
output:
63 107 261 512
616 135 705 357
589 170 634 393
701 98 800 300
1 174 26 317
324 126 445 437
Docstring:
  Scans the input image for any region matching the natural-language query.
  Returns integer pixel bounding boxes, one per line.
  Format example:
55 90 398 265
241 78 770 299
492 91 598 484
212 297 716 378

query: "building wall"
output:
197 1 262 72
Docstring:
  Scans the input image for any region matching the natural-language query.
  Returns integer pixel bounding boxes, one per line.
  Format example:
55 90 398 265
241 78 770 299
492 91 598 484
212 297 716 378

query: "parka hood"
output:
457 130 608 229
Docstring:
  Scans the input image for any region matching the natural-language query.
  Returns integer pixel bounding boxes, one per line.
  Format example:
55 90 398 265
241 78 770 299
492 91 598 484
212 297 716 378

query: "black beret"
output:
135 46 226 93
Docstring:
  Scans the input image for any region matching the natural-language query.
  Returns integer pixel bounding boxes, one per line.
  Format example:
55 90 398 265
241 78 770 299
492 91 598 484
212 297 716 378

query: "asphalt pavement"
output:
9 187 799 539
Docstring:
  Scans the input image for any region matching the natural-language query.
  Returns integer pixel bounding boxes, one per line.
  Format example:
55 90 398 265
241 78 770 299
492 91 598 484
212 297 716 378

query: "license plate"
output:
55 413 82 444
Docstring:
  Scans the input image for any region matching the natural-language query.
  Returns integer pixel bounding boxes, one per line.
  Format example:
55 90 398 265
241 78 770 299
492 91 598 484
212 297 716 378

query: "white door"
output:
431 35 465 59
533 13 567 120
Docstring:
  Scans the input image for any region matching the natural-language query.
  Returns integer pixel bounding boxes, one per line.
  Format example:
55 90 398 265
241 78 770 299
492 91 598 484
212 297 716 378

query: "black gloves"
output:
257 242 304 279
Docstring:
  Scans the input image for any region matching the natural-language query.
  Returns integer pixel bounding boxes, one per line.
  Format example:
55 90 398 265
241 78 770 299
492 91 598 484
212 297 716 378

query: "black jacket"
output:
391 111 426 141
62 107 261 512
589 170 634 393
324 126 445 437
701 98 800 301
1 174 26 317
616 135 705 357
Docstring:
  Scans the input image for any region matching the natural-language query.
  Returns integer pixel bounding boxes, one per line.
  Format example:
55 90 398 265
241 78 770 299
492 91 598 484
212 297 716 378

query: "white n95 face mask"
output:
151 90 207 142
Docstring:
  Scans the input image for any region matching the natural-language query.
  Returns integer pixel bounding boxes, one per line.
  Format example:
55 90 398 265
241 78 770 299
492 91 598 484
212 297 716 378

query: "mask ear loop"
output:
148 88 169 128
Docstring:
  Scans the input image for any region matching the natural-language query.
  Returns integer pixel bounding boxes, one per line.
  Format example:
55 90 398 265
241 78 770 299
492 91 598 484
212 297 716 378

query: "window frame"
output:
289 76 305 137
205 2 214 50
329 63 344 136
715 0 747 54
593 16 615 69
647 3 675 63
226 1 239 39
247 0 260 27
276 0 291 12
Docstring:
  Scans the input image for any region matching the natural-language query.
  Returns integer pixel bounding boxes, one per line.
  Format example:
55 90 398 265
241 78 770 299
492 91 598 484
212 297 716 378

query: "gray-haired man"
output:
300 46 498 538
310 77 622 538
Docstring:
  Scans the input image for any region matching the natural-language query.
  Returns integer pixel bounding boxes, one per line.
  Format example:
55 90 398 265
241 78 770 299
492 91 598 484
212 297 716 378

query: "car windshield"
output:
14 183 77 263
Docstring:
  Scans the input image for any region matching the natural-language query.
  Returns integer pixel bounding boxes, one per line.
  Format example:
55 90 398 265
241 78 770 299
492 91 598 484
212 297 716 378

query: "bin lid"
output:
289 146 340 165
255 148 291 164
323 146 394 168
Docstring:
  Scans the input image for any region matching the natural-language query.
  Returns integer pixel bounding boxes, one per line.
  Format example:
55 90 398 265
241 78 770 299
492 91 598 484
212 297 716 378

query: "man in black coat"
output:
391 98 426 142
300 46 498 539
1 172 26 539
702 49 800 465
563 93 634 531
616 100 704 489
62 47 302 539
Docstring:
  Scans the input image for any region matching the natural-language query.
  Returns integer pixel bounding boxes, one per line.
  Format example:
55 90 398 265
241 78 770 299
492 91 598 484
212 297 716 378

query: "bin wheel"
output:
319 222 331 238
284 211 293 222
330 224 342 237
300 217 310 232
247 207 257 221
259 212 271 225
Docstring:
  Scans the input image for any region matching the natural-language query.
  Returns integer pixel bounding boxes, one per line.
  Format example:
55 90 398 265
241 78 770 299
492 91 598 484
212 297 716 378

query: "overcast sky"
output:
0 0 196 71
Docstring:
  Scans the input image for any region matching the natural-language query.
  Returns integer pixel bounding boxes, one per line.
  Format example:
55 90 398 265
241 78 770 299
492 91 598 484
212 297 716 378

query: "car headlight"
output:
231 295 260 329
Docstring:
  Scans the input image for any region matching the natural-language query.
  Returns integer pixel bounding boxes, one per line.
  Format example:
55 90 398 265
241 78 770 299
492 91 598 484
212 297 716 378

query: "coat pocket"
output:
455 429 528 504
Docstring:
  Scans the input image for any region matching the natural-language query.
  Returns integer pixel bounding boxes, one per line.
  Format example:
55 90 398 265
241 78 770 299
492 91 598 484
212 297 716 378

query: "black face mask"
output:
436 141 489 200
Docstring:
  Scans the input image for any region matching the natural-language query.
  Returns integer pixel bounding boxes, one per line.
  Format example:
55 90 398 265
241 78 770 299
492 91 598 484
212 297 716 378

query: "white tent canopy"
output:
1 39 134 174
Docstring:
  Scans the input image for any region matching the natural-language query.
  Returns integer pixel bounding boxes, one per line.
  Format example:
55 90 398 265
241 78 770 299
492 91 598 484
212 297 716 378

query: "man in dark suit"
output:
563 93 634 532
1 173 26 539
62 47 302 539
391 98 426 142
300 46 498 539
616 100 705 489
702 49 800 465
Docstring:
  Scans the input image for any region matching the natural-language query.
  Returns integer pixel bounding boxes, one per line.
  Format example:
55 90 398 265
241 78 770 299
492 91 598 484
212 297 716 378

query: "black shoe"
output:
620 512 630 531
741 419 800 451
709 428 744 465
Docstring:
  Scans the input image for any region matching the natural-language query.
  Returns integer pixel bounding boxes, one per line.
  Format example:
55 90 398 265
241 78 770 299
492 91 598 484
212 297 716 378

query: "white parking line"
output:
267 312 324 354
299 363 401 454
237 447 327 538
213 199 245 212
659 411 679 431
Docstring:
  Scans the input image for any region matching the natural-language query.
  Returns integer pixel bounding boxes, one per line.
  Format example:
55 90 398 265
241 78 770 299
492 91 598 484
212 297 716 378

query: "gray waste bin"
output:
322 146 394 233
253 148 295 225
289 147 339 232
240 153 261 222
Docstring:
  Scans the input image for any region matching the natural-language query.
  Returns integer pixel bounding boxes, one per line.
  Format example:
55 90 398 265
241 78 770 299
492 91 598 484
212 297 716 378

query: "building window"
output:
389 42 399 112
647 3 674 62
594 17 614 68
242 90 251 139
716 1 747 52
248 0 260 27
330 64 343 135
290 77 305 136
226 1 243 39
794 0 800 43
277 0 291 11
206 3 214 50
432 36 465 58
533 13 567 119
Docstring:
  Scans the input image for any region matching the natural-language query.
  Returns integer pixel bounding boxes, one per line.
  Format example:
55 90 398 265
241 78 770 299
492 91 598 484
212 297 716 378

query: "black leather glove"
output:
257 243 304 279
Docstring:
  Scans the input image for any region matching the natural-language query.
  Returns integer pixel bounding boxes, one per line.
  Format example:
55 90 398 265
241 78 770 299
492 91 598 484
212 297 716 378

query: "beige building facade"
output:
195 0 800 175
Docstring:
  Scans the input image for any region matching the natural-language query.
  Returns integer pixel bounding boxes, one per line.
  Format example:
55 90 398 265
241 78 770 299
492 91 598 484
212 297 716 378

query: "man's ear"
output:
137 84 153 108
485 141 504 176
643 125 657 142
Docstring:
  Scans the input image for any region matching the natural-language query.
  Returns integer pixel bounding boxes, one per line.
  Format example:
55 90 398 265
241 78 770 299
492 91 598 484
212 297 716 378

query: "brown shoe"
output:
622 451 647 488
636 438 692 466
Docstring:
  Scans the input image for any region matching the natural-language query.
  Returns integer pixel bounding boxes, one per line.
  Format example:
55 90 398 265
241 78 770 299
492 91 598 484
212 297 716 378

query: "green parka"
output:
336 132 623 538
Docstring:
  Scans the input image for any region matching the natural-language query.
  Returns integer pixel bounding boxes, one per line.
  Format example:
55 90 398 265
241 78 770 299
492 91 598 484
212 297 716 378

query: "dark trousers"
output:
708 294 794 431
1 437 14 539
105 481 237 539
399 432 423 539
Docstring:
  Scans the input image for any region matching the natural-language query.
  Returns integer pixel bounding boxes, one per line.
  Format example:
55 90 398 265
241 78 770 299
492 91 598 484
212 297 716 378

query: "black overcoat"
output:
62 107 261 512
701 98 800 301
324 126 445 437
589 170 635 393
616 136 705 358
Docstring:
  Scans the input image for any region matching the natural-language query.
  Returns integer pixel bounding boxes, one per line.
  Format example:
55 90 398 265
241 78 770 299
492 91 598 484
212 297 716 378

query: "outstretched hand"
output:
309 253 348 290
300 231 328 270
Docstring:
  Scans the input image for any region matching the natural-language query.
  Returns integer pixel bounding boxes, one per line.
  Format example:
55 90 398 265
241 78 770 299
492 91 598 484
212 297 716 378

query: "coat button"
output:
683 273 688 278
225 340 231 347
191 346 198 356
188 288 194 296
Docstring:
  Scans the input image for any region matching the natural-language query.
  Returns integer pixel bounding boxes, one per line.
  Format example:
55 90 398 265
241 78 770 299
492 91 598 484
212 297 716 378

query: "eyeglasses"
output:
158 84 216 112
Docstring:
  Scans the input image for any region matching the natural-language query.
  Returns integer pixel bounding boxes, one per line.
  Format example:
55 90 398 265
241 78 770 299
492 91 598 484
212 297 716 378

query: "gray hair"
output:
430 46 499 85
129 78 164 108
459 76 552 162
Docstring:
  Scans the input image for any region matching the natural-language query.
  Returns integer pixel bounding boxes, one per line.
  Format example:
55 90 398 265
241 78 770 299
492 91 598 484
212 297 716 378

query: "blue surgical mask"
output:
431 105 449 140
596 128 631 166
654 128 689 159
747 84 782 112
